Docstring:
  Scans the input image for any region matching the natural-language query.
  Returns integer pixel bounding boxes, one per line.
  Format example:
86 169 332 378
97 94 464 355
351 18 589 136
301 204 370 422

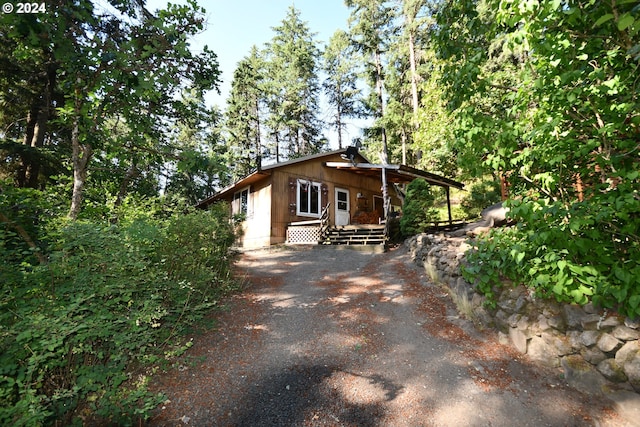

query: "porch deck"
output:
286 222 387 252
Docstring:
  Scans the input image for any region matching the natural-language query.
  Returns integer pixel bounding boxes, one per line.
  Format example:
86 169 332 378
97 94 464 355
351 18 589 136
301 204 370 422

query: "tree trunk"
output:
18 102 49 188
0 211 47 264
375 49 388 162
254 96 261 169
68 104 92 220
374 48 390 219
401 128 407 166
408 30 419 119
16 108 37 187
19 67 54 188
336 105 343 149
114 163 140 208
404 0 421 166
25 106 49 188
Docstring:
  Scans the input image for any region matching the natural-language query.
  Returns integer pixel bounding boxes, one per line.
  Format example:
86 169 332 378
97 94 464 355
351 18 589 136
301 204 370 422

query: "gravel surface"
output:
149 245 631 426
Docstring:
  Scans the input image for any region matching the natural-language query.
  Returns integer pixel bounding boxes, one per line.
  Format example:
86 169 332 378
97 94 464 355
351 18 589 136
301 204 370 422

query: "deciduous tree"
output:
0 0 220 219
437 0 640 317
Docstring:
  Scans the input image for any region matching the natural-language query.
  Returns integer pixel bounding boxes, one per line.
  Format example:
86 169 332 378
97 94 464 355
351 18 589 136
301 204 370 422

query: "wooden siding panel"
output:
215 152 404 247
270 153 400 239
239 179 272 248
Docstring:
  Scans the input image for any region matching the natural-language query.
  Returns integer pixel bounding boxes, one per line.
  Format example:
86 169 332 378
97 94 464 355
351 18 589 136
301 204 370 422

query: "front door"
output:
335 188 350 226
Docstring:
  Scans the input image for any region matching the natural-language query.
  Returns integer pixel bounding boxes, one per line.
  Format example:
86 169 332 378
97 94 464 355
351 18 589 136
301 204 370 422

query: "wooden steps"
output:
321 225 387 250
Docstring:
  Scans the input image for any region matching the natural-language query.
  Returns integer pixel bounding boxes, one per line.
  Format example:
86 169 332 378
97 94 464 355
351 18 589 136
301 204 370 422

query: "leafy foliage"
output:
0 198 239 424
460 177 502 219
440 0 640 317
0 0 221 217
0 2 238 424
464 195 640 317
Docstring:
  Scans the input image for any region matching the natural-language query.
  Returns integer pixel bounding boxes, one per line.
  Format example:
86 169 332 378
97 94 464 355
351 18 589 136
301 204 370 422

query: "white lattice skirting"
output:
286 226 321 244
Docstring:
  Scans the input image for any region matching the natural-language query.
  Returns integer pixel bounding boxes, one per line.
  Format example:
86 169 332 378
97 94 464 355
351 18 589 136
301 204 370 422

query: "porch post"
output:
446 186 452 225
381 166 390 220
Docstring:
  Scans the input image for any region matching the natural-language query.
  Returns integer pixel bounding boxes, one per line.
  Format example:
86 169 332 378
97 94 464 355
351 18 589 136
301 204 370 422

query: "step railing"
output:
319 202 331 243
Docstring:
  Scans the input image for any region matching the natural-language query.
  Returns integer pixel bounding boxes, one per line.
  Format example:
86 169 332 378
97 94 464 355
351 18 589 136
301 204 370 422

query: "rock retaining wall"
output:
406 233 640 401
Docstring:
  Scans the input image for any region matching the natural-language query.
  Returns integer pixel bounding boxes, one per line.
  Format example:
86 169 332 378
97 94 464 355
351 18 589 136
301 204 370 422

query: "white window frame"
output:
296 179 322 218
232 186 251 217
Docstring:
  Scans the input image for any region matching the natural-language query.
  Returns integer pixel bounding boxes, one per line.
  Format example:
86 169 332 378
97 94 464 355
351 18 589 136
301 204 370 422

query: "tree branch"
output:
0 211 46 264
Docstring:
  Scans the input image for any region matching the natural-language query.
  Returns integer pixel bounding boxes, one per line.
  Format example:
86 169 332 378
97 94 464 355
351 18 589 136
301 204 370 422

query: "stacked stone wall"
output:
407 233 640 400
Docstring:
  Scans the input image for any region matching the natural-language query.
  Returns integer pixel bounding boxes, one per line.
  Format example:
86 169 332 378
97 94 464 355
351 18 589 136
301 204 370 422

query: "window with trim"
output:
297 179 321 217
232 186 250 217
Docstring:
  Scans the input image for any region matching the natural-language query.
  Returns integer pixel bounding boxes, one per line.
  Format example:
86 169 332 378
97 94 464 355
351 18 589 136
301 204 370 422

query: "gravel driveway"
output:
149 245 630 426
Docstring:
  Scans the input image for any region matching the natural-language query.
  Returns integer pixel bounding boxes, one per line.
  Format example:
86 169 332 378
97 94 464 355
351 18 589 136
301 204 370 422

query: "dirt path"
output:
149 245 629 426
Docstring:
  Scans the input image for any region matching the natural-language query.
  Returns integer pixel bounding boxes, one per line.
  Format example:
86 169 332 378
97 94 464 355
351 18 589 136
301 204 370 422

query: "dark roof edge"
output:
260 149 369 170
324 162 465 190
397 164 465 189
195 170 271 208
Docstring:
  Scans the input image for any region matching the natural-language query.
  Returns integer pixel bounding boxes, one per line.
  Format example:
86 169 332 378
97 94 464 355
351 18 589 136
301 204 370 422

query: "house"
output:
196 149 464 249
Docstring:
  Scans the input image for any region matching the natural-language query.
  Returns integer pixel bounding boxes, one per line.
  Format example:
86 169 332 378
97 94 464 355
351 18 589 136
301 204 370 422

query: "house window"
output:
232 186 250 217
297 179 321 217
337 190 348 211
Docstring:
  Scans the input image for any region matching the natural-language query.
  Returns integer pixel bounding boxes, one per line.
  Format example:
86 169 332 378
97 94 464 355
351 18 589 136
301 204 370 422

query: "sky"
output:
146 0 353 108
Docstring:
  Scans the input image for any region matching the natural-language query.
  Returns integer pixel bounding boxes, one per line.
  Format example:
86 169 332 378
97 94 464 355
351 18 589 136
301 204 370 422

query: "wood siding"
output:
270 153 400 242
214 152 401 248
239 179 272 248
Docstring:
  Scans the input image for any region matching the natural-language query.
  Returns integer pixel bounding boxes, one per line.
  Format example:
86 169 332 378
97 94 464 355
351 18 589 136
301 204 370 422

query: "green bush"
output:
0 200 239 425
0 183 53 269
463 189 640 318
400 179 439 237
460 178 502 219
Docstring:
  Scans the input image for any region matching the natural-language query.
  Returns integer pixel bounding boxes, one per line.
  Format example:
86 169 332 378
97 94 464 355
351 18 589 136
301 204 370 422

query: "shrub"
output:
400 179 439 237
463 191 640 318
0 201 239 425
460 178 502 219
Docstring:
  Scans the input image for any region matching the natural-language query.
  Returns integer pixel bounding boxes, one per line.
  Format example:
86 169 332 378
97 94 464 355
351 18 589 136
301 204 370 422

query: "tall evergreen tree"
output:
225 46 264 178
346 0 395 217
263 6 323 161
345 0 394 163
387 0 452 171
322 29 362 149
163 91 228 204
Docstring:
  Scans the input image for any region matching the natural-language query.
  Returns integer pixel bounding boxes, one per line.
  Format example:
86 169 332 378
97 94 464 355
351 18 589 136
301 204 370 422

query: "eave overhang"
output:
195 170 271 209
324 162 465 190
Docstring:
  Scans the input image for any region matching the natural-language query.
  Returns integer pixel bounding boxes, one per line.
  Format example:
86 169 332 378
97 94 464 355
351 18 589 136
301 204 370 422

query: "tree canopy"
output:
0 1 235 423
0 0 222 217
435 0 639 317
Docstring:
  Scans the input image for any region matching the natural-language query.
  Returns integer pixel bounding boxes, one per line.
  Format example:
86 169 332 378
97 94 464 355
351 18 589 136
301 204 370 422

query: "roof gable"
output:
196 149 464 208
260 149 370 171
196 149 369 208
